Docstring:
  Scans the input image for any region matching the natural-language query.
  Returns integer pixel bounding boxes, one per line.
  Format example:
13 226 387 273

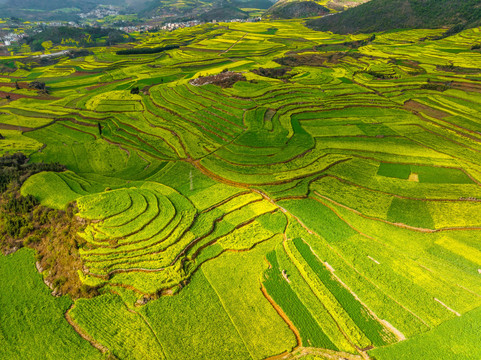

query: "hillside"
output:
24 26 131 51
265 0 329 19
1 0 145 10
265 0 368 20
0 0 149 20
3 16 481 359
307 0 481 34
139 0 271 20
198 4 249 21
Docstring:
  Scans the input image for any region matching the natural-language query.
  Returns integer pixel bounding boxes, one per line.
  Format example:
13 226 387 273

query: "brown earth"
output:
190 71 247 88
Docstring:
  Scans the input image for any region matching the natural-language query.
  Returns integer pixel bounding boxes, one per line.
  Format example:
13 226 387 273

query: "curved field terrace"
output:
1 19 481 360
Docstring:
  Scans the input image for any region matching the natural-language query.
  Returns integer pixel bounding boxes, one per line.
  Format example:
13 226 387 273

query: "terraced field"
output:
3 19 481 360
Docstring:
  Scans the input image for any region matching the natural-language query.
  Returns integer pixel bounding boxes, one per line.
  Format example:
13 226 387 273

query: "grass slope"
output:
307 0 481 34
265 0 329 20
0 249 102 360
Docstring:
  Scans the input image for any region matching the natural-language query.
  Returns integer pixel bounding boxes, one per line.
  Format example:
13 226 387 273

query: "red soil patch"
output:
190 71 246 88
403 100 450 119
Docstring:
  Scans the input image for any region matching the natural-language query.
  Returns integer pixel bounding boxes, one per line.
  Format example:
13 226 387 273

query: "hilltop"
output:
265 0 329 19
265 0 368 20
307 0 481 34
139 0 271 21
0 0 149 20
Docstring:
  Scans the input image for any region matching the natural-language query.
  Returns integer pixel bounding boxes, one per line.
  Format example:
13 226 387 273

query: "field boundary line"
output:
64 305 109 354
202 268 255 360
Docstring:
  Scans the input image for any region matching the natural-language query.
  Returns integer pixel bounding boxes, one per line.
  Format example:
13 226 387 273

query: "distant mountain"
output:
264 0 368 20
0 0 150 20
198 4 250 21
265 0 329 19
139 0 271 21
307 0 481 34
322 0 370 11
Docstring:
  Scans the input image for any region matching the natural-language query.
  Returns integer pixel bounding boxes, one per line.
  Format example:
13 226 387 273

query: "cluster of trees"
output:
4 194 39 214
0 153 63 241
116 44 180 55
252 67 292 79
0 152 99 298
0 152 65 192
421 83 450 92
28 80 49 94
365 70 397 80
25 26 132 52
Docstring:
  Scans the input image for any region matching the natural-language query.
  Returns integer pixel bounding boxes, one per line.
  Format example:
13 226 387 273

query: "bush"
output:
4 216 27 238
52 276 67 289
4 194 39 214
116 44 179 55
24 235 41 246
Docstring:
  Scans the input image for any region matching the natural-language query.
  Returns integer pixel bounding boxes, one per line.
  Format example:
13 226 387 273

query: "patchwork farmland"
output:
2 19 481 360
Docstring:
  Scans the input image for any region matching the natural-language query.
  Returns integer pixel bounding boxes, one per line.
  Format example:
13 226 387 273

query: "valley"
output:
1 4 481 360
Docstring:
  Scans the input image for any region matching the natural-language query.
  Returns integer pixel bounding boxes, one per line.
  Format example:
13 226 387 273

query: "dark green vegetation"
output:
308 0 481 34
0 153 101 299
0 0 148 20
139 0 271 22
265 0 329 20
117 44 180 55
25 27 132 52
2 17 481 360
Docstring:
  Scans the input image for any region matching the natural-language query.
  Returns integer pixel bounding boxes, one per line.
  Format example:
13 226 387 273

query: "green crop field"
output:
2 14 481 360
0 249 102 360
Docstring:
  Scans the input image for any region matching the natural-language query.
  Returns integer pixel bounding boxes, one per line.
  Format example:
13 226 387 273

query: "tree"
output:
130 86 140 95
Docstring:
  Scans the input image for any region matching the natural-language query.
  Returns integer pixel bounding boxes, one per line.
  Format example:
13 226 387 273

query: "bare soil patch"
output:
404 100 451 119
190 71 246 88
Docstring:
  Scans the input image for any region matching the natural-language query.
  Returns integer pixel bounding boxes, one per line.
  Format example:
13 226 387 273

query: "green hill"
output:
198 4 249 21
307 0 481 34
265 0 329 19
265 0 368 20
139 0 271 20
24 26 131 52
0 0 150 20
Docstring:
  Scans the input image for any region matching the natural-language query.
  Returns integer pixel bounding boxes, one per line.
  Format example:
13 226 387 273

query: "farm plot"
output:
141 270 252 360
5 19 481 360
69 293 163 360
76 183 197 293
0 249 102 360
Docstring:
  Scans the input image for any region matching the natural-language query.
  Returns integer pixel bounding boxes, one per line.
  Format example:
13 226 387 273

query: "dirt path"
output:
221 34 247 55
302 239 405 343
260 283 302 354
0 123 33 131
434 298 461 317
65 305 108 353
290 347 364 360
282 237 370 359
